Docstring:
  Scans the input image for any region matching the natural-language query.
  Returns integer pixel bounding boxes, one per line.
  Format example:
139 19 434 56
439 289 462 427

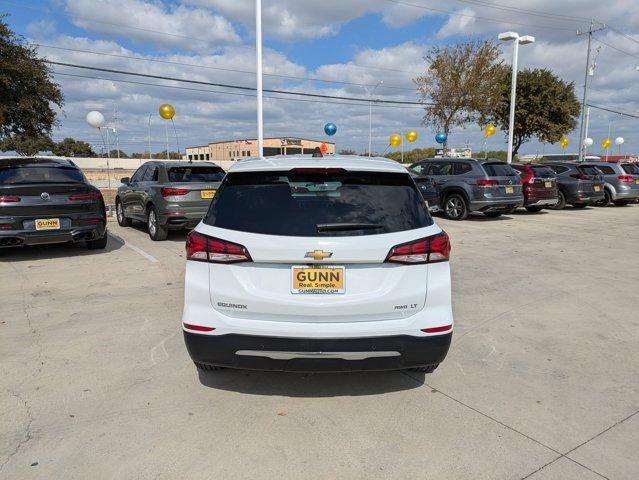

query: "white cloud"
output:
65 0 241 52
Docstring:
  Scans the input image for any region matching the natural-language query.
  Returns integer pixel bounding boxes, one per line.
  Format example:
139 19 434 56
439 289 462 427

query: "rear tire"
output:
195 362 223 371
116 199 131 227
550 190 566 210
504 206 517 214
86 232 108 250
147 206 168 241
596 189 612 207
484 211 502 218
571 203 588 209
525 206 543 213
411 364 439 373
443 193 469 221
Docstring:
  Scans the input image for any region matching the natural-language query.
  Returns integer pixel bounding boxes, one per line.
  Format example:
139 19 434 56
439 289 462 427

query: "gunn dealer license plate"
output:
291 266 344 294
545 181 552 188
35 218 60 230
505 186 514 194
594 185 601 192
200 190 216 199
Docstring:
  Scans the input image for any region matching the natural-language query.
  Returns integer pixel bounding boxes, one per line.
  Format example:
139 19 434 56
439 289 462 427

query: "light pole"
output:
147 114 152 162
255 0 264 157
498 32 535 163
362 80 383 157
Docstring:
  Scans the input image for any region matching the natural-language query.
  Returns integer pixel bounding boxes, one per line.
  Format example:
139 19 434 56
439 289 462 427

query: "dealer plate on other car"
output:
35 218 60 230
200 190 217 199
545 181 552 188
291 266 344 294
505 186 514 194
594 185 601 192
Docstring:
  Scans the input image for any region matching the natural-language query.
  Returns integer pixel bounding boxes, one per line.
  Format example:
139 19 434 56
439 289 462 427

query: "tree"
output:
109 149 128 158
338 149 357 155
491 68 580 154
0 134 54 156
414 41 505 148
152 150 182 160
0 16 63 141
52 137 95 157
385 148 437 164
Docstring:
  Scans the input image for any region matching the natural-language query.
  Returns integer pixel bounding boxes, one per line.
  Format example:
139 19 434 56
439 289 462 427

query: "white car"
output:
182 154 453 372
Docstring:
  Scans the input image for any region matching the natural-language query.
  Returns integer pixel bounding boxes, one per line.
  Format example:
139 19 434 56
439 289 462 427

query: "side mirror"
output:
120 177 130 184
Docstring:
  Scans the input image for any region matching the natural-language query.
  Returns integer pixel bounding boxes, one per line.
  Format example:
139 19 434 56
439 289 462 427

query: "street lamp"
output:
362 80 383 157
498 31 535 163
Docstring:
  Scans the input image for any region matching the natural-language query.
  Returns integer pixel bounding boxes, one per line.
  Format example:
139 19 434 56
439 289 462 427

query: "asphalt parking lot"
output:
1 206 638 479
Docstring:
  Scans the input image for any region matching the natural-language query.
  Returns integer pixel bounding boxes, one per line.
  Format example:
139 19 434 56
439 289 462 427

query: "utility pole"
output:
577 20 606 162
255 0 264 157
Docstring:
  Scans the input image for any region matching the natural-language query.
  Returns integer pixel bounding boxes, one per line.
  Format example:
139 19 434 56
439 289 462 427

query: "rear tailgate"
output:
480 162 522 199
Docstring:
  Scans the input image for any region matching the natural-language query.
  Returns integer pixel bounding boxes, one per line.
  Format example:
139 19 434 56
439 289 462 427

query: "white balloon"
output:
583 137 594 147
86 111 105 128
614 137 624 146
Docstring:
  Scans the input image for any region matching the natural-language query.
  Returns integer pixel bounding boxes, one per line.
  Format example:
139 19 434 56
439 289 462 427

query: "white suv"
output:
182 155 453 372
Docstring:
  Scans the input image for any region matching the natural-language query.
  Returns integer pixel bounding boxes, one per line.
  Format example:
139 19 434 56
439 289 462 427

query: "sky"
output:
3 0 639 156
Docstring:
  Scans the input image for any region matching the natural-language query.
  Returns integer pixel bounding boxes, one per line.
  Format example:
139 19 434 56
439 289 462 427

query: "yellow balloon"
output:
405 130 418 143
159 103 175 120
389 133 402 148
559 137 569 149
601 138 612 149
484 124 496 137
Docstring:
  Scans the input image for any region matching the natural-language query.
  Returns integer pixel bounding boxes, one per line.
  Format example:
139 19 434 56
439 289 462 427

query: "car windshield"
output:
530 166 556 177
0 165 85 184
482 163 517 176
168 166 225 183
621 164 639 175
205 169 432 236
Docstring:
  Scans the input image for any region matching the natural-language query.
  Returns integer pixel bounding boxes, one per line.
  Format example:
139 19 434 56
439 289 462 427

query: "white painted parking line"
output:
108 232 159 263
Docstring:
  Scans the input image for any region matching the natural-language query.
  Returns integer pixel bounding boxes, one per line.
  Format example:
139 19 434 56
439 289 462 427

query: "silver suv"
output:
581 161 639 206
409 158 523 220
115 161 225 240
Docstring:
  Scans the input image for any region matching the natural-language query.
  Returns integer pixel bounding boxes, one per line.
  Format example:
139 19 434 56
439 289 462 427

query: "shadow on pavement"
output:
0 234 123 262
196 368 425 397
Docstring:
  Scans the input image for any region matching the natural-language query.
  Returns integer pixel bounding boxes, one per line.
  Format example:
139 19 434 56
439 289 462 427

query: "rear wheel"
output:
86 232 108 250
484 211 502 218
410 364 439 373
550 190 566 210
147 206 168 241
116 199 131 227
525 206 543 213
194 362 224 371
571 203 588 209
443 193 468 221
596 189 612 207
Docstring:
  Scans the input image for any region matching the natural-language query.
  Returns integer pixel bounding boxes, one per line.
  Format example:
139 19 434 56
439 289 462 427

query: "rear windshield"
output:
168 166 225 183
578 166 601 176
621 164 639 175
530 166 556 177
205 169 432 237
482 163 517 176
0 165 85 184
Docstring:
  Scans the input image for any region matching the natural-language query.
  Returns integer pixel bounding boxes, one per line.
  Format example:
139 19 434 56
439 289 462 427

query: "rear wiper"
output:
316 223 383 232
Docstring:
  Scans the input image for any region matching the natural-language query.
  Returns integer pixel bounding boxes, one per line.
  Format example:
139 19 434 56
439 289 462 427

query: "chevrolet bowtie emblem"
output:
305 250 333 261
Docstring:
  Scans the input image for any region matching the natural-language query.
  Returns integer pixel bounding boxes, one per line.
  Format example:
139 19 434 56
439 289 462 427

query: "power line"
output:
587 104 639 120
605 25 639 47
593 39 639 60
44 60 426 105
34 43 416 91
382 0 577 32
448 0 589 23
51 72 428 109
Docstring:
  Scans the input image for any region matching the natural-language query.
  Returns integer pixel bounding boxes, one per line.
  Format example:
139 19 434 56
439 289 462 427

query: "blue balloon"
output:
435 132 447 144
324 122 337 136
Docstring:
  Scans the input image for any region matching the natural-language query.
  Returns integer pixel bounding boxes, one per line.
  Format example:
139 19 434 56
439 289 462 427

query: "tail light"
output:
421 325 452 334
183 323 215 332
476 179 499 186
186 231 252 264
618 175 634 183
161 187 190 197
69 192 102 201
0 195 21 202
385 231 450 265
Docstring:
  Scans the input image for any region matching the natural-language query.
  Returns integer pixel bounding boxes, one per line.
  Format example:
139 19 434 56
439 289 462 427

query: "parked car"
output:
407 168 440 212
510 163 559 212
182 155 453 372
0 157 107 249
409 158 523 220
115 161 225 240
544 163 605 209
581 161 639 206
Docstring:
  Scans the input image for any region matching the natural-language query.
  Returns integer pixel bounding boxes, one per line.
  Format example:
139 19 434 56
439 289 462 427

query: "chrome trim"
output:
235 350 400 361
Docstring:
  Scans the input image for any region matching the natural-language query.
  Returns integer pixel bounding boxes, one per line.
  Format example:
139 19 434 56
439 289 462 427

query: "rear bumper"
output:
572 191 605 204
525 197 558 207
0 224 105 248
159 205 208 229
184 331 452 372
612 189 639 201
469 197 524 212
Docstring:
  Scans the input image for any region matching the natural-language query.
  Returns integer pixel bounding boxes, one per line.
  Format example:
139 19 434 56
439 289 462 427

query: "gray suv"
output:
409 158 523 220
115 161 225 240
581 161 639 206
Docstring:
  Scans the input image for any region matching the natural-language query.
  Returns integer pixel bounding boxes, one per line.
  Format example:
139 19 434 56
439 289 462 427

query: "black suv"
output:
409 158 523 220
544 163 605 209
